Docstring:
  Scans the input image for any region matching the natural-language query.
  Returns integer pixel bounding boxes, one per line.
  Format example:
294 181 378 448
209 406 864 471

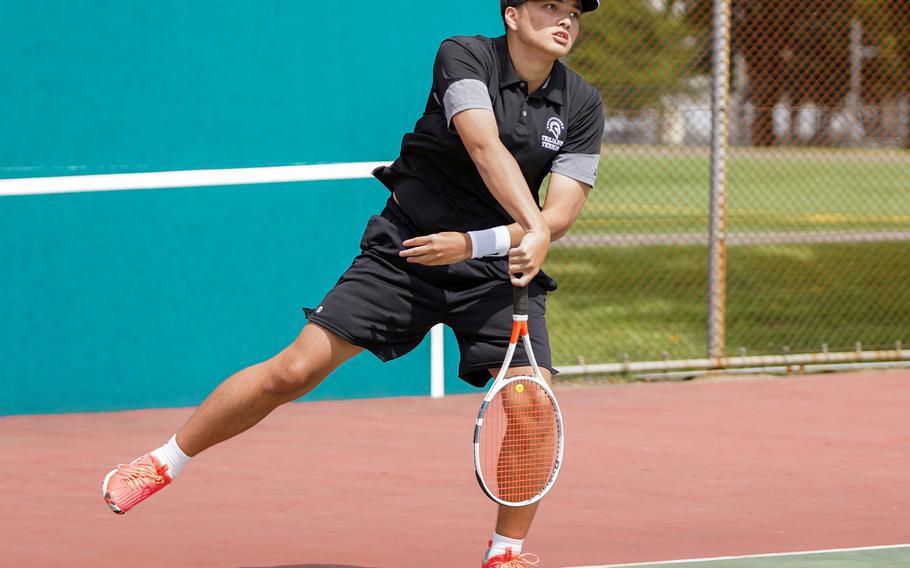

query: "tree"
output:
567 0 700 113
687 0 855 146
733 1 798 145
858 0 910 148
787 0 853 145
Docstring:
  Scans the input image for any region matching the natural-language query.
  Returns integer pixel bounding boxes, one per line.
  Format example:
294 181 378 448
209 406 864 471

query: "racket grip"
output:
513 284 529 317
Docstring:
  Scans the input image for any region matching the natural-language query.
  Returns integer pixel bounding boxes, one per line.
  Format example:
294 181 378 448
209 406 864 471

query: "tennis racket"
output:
473 284 565 507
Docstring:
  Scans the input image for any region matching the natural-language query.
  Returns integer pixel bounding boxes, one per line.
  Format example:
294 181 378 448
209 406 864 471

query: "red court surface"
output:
2 370 908 567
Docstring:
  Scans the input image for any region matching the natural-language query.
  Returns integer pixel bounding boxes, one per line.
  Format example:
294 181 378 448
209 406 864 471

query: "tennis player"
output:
102 1 603 565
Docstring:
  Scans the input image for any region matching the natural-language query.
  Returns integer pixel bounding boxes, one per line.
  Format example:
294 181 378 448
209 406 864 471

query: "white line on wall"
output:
0 162 393 197
0 159 450 397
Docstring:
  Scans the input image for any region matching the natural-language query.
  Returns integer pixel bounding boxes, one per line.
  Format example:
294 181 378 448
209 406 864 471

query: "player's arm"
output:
399 38 552 283
400 173 587 268
399 108 550 285
401 136 599 272
401 139 598 271
452 108 550 237
454 109 551 285
505 88 602 247
504 172 590 246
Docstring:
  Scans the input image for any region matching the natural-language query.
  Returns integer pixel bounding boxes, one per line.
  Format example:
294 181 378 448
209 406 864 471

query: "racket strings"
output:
479 379 560 503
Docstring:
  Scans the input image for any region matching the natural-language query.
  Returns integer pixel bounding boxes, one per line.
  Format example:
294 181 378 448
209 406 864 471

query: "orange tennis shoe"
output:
482 543 540 568
102 453 171 514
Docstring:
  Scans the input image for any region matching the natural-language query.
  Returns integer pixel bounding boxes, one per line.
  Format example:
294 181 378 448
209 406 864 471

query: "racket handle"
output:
513 284 529 317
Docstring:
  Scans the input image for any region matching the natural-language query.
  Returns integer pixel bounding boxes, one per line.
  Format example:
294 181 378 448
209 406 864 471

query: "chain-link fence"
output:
547 0 910 373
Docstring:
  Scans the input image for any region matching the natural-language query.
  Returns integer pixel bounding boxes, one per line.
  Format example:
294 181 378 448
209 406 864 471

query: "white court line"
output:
563 543 910 567
0 161 392 197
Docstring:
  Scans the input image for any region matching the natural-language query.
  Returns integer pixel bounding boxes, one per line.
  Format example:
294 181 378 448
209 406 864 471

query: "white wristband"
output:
467 225 511 258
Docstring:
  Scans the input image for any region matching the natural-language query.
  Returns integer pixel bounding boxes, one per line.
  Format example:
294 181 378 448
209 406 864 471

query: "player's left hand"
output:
400 232 472 266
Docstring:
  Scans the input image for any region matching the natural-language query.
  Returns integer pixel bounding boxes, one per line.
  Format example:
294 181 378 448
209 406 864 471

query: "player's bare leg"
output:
103 323 361 514
176 322 362 456
485 365 554 539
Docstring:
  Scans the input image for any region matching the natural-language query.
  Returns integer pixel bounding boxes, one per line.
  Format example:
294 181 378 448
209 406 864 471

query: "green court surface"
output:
572 544 910 568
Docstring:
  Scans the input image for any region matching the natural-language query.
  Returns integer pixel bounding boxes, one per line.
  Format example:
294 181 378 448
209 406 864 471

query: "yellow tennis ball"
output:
515 384 524 393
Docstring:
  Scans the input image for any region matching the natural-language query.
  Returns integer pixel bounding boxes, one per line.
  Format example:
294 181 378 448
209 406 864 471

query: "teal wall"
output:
0 1 502 415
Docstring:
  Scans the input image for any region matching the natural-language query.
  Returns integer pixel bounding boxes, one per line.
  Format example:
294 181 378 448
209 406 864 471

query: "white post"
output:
430 323 445 398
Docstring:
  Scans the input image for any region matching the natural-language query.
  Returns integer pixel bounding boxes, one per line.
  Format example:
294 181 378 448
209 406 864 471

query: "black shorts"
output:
305 198 558 388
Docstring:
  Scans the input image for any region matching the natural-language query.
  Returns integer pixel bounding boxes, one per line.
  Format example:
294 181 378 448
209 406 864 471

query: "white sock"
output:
150 434 191 480
485 532 524 561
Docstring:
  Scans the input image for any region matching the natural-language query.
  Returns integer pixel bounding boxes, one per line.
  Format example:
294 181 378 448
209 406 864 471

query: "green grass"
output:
573 146 910 234
544 242 910 367
543 146 910 366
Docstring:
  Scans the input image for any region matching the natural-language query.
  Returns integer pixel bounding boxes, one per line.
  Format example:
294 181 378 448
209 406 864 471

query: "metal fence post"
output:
708 0 732 361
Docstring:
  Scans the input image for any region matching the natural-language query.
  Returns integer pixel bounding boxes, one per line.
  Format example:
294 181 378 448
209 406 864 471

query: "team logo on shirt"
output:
541 117 565 151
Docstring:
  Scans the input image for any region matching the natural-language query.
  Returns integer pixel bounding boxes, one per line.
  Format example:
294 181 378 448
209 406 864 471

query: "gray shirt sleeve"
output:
442 79 494 127
551 89 604 187
551 153 601 187
432 39 494 129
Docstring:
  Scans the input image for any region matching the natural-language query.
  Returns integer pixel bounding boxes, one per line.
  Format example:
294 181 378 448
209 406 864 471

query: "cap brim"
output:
581 0 600 12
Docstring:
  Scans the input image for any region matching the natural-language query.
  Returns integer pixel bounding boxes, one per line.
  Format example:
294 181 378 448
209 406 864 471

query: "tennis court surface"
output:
3 370 908 567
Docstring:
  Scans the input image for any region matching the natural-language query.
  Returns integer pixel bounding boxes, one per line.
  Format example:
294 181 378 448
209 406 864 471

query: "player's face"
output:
511 0 582 58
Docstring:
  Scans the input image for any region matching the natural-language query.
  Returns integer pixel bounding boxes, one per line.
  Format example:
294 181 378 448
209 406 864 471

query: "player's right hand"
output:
509 228 550 287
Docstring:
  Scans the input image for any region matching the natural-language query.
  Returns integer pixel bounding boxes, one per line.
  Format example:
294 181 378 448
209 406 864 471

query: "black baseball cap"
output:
501 0 600 15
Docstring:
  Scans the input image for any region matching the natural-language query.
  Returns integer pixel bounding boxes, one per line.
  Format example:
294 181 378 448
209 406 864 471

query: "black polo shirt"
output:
374 34 604 235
